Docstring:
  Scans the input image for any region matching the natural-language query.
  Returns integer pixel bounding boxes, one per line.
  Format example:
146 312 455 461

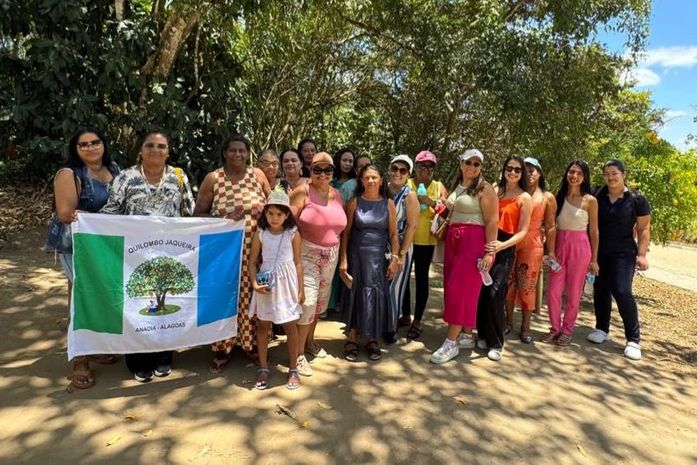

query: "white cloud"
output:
664 110 688 120
620 67 661 87
640 46 697 68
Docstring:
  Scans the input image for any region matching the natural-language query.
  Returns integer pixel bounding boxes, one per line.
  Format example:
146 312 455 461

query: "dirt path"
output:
1 228 696 465
642 243 697 291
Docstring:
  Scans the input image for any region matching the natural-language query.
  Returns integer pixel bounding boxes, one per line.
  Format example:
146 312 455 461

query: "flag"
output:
67 213 244 360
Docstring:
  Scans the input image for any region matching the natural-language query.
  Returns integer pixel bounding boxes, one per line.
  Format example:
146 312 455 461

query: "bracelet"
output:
390 254 400 261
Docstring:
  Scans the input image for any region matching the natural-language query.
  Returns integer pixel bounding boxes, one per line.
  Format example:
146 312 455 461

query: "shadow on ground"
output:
0 230 695 465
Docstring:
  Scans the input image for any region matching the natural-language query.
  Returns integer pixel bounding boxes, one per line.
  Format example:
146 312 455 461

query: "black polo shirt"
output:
596 188 651 258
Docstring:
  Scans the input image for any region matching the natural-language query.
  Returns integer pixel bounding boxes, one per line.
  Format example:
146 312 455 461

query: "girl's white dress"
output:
250 227 301 324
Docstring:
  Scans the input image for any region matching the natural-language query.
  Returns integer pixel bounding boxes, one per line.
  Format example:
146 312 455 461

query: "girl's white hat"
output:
266 190 290 207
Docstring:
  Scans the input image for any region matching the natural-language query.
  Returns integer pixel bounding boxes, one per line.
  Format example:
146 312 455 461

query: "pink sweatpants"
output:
546 230 591 335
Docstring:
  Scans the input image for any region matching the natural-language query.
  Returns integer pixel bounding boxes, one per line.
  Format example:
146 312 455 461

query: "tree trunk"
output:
156 291 167 311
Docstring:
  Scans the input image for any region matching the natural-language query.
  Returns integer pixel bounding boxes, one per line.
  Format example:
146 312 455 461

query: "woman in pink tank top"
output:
290 152 347 378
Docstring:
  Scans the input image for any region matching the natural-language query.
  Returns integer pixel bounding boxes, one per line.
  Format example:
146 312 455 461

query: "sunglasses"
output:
461 159 481 167
77 139 102 149
258 160 279 168
416 163 435 171
144 142 168 150
311 166 335 175
390 165 409 175
505 165 523 174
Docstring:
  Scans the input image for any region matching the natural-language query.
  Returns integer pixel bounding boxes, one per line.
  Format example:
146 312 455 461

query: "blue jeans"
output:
593 254 641 343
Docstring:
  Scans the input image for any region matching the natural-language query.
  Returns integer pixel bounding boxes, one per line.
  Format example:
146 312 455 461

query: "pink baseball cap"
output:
415 150 437 164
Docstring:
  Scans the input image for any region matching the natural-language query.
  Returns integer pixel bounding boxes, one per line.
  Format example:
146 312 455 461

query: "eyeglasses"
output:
144 142 168 150
505 165 523 174
416 163 435 171
77 139 102 149
390 165 409 175
258 160 279 168
461 159 481 167
311 166 335 175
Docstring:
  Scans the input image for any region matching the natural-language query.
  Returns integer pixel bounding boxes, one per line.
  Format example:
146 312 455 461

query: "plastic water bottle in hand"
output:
477 258 493 286
584 273 595 295
417 183 428 211
543 255 561 272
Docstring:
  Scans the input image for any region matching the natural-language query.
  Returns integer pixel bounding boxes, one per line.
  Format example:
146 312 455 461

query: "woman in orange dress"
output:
505 157 557 343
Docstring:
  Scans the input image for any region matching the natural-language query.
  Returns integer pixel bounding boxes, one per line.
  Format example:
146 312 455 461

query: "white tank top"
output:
557 199 588 231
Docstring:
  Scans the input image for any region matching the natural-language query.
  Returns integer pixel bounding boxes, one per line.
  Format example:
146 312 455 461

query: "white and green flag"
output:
67 213 244 360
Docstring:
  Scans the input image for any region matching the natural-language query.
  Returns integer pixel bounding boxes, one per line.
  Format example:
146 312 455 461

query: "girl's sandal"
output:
343 341 359 362
286 369 300 390
556 334 573 346
255 368 270 390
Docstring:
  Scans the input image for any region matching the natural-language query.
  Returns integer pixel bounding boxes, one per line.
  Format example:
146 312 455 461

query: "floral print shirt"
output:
100 165 195 217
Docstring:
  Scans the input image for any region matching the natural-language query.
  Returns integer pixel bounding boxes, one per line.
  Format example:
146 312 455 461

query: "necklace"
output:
140 164 166 190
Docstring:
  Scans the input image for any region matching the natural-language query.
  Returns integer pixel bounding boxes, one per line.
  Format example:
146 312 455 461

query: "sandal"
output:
398 315 412 328
286 369 300 390
556 334 573 346
406 323 423 340
540 332 559 344
70 357 95 389
255 368 270 390
520 331 533 344
343 341 359 362
504 323 513 335
210 350 232 374
89 354 120 365
366 341 382 361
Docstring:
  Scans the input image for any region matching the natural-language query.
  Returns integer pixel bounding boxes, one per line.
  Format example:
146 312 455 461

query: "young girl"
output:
249 190 305 390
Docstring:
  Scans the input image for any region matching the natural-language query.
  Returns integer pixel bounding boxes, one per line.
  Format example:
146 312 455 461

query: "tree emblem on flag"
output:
126 257 194 315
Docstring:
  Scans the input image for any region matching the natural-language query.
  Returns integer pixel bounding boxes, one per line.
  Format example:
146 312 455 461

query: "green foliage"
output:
126 256 194 310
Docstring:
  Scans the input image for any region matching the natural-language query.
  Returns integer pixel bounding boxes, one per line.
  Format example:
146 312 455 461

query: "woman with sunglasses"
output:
384 155 420 344
404 150 448 340
195 134 271 372
505 157 557 343
48 128 120 389
587 159 650 360
477 156 532 361
430 150 499 363
290 152 347 376
101 131 195 382
541 161 598 346
340 164 400 361
280 148 309 191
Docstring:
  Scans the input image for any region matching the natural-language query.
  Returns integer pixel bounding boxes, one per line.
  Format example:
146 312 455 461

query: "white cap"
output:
460 149 484 162
390 154 414 173
266 190 290 207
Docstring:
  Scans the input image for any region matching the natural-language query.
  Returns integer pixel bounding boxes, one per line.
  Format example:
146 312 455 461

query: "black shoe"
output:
134 370 154 383
384 332 399 345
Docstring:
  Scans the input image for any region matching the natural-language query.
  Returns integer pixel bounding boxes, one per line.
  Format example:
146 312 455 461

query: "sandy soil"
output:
1 227 696 465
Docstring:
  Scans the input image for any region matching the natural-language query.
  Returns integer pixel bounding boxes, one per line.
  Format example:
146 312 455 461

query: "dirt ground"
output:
1 227 696 465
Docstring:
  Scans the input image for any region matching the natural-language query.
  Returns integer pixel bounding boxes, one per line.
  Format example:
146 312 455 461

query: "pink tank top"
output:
297 184 347 247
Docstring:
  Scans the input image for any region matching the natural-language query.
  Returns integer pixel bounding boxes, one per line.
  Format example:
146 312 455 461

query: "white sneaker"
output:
430 341 459 364
456 333 475 349
586 329 608 344
487 348 502 361
297 355 313 376
624 342 642 360
476 338 488 350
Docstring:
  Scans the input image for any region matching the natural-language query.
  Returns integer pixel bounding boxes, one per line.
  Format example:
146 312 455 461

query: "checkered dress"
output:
210 167 266 353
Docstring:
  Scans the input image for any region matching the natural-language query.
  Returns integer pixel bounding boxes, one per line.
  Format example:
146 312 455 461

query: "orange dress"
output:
506 190 546 310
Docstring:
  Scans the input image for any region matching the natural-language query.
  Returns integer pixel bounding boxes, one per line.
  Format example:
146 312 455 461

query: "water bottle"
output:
584 273 595 295
543 255 561 272
477 258 493 286
417 183 428 211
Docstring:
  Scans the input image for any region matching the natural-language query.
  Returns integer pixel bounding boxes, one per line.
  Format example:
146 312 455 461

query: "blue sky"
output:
600 0 697 150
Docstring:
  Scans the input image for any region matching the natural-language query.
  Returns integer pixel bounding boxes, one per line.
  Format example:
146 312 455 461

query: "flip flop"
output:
255 368 270 390
286 369 300 390
70 368 95 389
210 351 232 374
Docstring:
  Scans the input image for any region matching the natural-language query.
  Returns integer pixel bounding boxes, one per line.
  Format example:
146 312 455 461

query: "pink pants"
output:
443 223 486 328
546 230 591 335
